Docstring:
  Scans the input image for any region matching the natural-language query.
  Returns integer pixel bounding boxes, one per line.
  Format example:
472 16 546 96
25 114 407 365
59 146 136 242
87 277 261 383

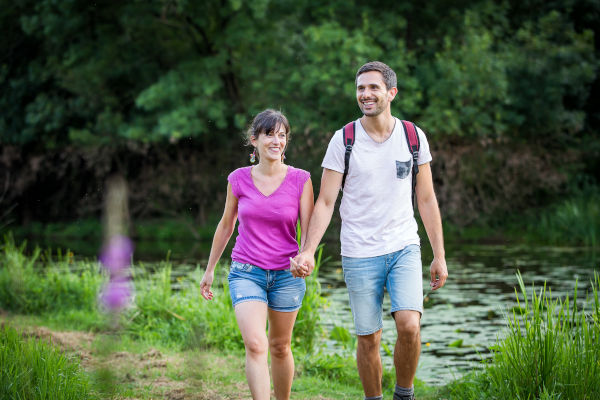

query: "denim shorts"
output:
228 261 306 312
342 244 423 336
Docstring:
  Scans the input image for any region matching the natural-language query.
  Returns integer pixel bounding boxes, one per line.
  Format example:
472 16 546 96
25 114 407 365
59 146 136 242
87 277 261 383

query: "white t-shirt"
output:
322 117 432 257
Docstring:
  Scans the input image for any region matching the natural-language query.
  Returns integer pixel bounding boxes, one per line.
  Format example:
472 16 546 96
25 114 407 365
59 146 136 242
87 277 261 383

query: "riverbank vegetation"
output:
2 235 599 399
443 187 600 248
447 271 600 399
1 0 598 235
0 236 432 399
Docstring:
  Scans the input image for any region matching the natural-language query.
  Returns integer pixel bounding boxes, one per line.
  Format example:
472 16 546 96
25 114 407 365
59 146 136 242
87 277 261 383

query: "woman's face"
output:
252 124 287 162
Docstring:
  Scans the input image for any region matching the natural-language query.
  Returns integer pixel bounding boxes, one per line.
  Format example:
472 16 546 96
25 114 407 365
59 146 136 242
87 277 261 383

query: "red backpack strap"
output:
401 120 421 208
341 121 355 190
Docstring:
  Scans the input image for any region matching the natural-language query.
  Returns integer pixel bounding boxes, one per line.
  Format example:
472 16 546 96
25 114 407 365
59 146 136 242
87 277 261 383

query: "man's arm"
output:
292 168 342 275
415 162 448 290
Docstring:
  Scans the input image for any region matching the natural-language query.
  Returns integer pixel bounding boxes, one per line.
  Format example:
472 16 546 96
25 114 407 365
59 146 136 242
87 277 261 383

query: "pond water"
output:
17 233 599 386
317 243 598 385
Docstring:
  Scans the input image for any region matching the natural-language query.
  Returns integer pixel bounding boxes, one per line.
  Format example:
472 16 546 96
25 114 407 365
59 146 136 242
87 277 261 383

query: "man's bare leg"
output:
393 310 421 388
356 329 383 397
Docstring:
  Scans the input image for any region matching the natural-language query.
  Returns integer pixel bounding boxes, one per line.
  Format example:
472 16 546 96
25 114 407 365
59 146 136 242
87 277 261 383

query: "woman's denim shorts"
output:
342 244 423 336
228 261 306 312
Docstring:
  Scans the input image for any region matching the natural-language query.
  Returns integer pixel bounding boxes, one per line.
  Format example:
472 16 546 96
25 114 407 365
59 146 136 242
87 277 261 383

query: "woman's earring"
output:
249 148 256 163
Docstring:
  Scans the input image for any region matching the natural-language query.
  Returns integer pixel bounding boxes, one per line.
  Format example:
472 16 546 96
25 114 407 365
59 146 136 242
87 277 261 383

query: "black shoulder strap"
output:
341 121 355 190
400 120 421 208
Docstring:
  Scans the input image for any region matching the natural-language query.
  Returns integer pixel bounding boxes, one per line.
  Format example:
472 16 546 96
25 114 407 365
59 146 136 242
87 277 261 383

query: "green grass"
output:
534 192 600 247
0 235 384 397
0 234 328 355
0 325 96 400
0 236 103 315
447 271 600 399
4 231 600 398
0 234 456 398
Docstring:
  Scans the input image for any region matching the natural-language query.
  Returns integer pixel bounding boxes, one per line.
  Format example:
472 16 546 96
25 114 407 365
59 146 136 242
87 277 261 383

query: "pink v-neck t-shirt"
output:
228 166 310 270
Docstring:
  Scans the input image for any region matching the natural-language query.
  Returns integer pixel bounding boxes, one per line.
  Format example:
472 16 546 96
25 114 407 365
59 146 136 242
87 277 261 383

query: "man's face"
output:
356 71 394 117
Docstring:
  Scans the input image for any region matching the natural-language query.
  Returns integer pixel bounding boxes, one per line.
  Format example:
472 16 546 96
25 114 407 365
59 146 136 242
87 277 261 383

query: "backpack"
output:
341 120 421 208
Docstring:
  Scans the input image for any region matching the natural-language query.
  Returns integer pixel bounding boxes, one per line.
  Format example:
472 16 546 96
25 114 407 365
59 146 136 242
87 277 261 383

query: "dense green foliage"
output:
2 0 597 146
1 0 599 226
0 325 95 400
448 271 600 399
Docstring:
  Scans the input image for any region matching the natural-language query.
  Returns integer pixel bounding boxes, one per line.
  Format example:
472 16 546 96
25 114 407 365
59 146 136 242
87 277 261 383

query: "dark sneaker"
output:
393 395 415 400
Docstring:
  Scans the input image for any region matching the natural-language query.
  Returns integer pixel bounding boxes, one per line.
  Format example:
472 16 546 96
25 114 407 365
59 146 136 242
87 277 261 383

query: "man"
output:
291 61 448 400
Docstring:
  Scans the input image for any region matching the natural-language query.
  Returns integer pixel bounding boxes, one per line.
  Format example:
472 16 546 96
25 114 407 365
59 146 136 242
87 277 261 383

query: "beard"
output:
359 100 386 116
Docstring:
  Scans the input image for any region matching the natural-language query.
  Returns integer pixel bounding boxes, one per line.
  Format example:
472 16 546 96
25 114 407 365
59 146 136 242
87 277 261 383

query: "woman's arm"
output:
200 182 238 300
292 177 314 278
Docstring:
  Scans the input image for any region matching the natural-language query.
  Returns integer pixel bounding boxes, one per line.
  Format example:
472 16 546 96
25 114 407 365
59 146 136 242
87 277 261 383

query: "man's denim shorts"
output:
342 244 423 336
228 261 306 312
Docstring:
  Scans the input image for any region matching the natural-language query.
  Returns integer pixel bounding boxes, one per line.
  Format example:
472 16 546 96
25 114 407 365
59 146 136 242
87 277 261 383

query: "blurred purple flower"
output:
99 278 133 311
99 235 134 274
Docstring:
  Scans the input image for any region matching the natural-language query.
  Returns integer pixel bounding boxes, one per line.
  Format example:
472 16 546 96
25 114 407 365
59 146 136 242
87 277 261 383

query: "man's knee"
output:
393 311 420 339
357 331 381 354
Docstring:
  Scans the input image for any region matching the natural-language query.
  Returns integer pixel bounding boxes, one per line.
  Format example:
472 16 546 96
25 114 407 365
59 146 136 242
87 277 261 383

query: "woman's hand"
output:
200 270 215 300
289 257 309 278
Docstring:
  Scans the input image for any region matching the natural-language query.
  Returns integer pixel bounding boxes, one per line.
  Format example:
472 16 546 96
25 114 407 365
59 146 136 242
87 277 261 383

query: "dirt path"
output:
4 318 348 399
16 325 251 399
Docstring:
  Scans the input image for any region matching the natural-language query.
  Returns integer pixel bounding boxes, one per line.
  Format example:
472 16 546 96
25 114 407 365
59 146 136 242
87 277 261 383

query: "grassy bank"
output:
2 315 371 399
0 235 437 399
2 235 598 399
443 189 600 248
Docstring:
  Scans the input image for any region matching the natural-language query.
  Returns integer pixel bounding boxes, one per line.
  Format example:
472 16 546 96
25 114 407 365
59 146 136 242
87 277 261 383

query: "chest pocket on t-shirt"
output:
396 159 412 179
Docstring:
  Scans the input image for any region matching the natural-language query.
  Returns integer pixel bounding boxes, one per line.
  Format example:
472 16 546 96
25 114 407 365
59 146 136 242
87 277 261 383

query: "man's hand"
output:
289 257 306 278
429 257 448 290
291 251 315 278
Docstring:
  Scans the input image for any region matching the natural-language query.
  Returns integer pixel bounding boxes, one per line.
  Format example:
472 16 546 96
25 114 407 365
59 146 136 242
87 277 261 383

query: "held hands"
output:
430 257 448 290
199 270 215 300
290 252 315 278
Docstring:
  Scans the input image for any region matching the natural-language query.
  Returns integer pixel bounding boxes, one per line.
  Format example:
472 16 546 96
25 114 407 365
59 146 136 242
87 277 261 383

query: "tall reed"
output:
450 271 600 399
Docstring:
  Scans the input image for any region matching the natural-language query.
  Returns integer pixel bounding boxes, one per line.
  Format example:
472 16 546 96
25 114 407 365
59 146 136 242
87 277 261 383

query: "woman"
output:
199 109 314 400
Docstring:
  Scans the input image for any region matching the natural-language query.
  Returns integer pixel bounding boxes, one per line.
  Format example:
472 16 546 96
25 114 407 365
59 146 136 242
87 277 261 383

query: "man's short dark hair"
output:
356 61 397 90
